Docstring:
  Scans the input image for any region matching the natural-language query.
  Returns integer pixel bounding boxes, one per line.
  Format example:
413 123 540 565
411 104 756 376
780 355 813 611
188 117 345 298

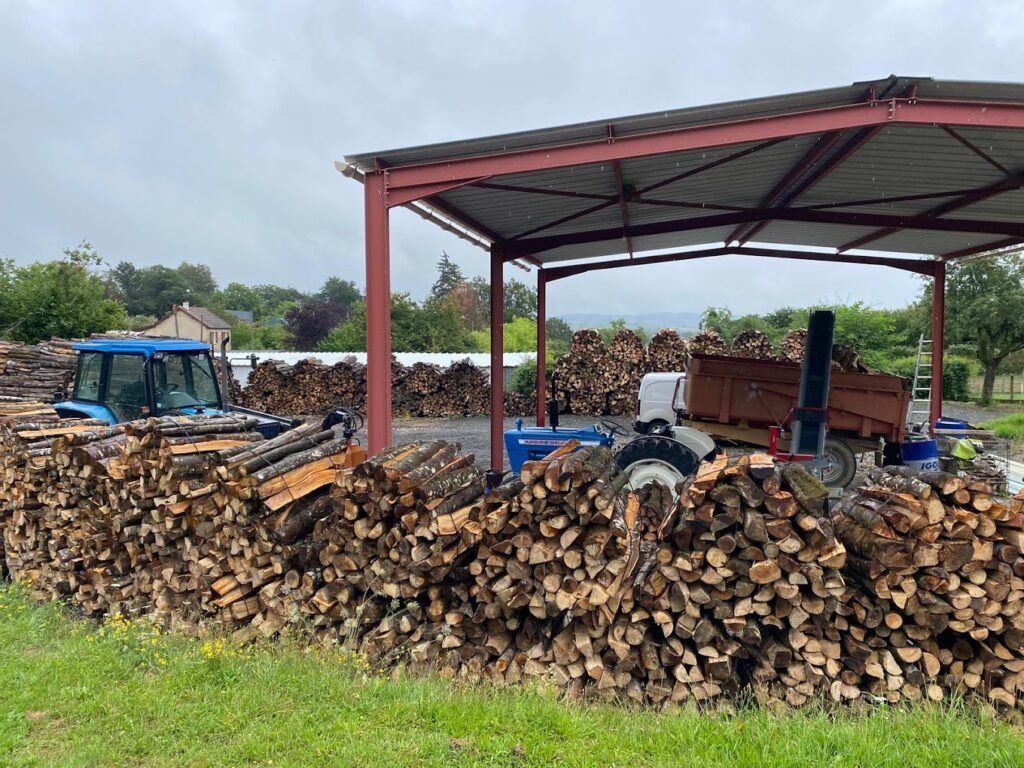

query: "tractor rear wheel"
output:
615 435 700 491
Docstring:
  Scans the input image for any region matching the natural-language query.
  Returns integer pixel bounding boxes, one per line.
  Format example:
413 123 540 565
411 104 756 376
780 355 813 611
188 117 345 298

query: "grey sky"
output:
2 0 1022 318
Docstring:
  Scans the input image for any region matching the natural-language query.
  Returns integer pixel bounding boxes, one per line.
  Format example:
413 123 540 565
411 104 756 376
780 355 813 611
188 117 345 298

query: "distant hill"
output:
559 312 703 336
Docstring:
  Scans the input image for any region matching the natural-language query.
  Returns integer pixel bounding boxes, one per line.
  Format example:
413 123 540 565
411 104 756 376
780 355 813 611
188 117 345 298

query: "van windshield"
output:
151 352 221 413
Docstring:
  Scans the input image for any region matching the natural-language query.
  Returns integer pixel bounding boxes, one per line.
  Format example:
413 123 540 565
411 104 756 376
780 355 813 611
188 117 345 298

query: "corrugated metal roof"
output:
229 351 535 368
344 76 1024 264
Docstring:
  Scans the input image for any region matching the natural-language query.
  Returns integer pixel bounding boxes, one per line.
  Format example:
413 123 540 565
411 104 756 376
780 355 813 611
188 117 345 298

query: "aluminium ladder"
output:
907 335 933 430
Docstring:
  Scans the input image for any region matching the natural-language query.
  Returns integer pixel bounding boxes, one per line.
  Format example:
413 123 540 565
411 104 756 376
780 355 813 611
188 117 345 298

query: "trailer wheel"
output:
615 435 700 491
821 437 857 487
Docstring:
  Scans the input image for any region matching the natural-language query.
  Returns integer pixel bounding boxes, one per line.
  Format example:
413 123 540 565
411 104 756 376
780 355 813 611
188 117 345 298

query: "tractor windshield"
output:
151 352 222 413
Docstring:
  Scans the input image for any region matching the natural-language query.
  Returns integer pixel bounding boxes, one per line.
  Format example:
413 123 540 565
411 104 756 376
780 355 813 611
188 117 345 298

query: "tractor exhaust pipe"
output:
219 335 232 407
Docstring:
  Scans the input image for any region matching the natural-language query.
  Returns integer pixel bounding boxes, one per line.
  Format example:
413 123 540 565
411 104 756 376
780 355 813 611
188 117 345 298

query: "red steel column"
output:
364 171 392 453
536 270 547 426
490 244 505 469
930 260 945 432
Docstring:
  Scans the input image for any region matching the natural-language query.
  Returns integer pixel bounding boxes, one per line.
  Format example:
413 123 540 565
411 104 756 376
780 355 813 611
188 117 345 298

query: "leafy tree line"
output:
3 243 1022 403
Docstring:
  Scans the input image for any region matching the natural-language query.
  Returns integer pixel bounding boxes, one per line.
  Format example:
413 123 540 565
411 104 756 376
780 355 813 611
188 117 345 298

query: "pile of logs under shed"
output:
4 409 1024 711
236 356 515 418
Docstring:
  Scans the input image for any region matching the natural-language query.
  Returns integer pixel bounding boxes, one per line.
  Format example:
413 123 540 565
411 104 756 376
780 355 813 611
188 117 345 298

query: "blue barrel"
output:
934 417 967 438
902 439 940 471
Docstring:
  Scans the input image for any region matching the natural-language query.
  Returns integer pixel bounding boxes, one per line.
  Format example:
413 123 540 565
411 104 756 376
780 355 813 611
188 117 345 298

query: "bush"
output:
884 355 973 402
510 357 537 396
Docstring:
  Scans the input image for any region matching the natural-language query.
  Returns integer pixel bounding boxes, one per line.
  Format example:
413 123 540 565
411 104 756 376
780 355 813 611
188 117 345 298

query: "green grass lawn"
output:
980 412 1024 439
2 584 1024 767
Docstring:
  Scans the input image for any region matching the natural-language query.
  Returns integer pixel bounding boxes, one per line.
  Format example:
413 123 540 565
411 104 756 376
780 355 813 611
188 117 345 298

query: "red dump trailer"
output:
678 353 910 485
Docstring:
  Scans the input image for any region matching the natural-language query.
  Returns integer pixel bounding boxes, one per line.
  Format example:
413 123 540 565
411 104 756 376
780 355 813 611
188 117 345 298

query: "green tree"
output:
700 306 735 338
503 278 537 322
546 316 572 345
317 277 362 318
928 252 1024 404
599 318 648 345
0 242 127 343
218 282 263 317
430 251 464 300
320 294 475 353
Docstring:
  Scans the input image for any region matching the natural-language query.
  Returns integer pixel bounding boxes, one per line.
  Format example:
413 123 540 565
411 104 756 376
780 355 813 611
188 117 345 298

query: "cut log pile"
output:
4 417 1024 710
730 329 775 360
0 412 361 634
236 357 506 418
647 329 689 372
0 339 77 402
602 330 650 416
779 329 807 363
554 330 612 415
688 330 728 356
834 466 1024 706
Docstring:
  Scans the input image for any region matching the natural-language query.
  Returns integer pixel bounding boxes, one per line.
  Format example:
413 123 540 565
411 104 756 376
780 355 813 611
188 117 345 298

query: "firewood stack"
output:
688 330 728 356
669 455 850 705
647 329 689 371
778 328 807 363
235 360 291 412
0 415 113 600
554 330 610 415
835 466 1024 707
304 441 490 644
421 360 490 417
730 329 775 360
0 339 78 402
602 330 650 416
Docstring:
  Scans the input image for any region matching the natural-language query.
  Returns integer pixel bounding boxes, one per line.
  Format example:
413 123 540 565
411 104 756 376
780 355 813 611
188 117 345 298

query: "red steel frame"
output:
359 96 1024 461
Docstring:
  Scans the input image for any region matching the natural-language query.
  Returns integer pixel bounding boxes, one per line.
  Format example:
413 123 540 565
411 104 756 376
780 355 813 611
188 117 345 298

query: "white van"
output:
633 372 686 434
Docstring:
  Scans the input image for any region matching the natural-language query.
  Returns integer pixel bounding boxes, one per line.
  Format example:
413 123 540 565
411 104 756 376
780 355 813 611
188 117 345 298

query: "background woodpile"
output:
3 412 1023 711
236 357 506 418
647 329 689 371
231 326 879 420
730 329 774 360
0 339 77 402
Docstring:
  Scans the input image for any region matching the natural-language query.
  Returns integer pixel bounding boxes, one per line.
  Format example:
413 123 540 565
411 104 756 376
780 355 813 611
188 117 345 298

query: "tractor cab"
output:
56 339 227 425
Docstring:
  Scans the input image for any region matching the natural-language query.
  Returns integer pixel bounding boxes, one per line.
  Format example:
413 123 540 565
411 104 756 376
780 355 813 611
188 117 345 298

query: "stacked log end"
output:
554 330 610 415
730 330 774 360
6 409 1024 713
647 329 689 372
779 329 807 363
0 339 77 402
689 330 728 356
835 466 1024 706
603 330 650 415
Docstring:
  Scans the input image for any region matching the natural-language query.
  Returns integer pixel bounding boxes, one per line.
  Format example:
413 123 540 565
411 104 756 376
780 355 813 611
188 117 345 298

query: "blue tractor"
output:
53 338 299 438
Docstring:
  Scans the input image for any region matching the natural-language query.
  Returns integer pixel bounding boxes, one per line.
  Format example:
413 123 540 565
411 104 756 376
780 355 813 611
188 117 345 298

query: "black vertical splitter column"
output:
790 310 835 459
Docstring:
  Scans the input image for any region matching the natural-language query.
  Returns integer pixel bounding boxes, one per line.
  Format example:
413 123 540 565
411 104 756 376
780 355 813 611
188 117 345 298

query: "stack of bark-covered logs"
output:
5 414 1024 710
0 412 361 634
236 357 507 418
778 328 807 363
688 330 728 356
730 329 775 360
834 466 1024 707
602 330 650 416
0 339 78 402
647 329 689 372
554 330 612 415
